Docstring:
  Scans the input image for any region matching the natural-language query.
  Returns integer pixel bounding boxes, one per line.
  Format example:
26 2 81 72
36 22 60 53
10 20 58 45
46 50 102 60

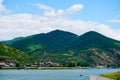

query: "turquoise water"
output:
0 69 119 80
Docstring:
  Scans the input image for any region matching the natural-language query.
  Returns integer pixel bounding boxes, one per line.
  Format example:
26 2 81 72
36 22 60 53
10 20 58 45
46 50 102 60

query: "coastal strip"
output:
89 76 112 80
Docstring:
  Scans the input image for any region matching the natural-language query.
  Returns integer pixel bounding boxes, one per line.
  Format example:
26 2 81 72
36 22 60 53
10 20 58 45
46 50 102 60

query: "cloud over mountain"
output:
0 1 120 41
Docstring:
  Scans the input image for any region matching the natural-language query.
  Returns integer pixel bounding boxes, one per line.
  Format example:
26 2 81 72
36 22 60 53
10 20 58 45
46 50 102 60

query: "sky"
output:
0 0 120 41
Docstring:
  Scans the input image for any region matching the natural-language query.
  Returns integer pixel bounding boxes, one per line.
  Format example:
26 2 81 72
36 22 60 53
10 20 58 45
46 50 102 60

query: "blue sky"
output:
4 0 120 24
0 0 120 40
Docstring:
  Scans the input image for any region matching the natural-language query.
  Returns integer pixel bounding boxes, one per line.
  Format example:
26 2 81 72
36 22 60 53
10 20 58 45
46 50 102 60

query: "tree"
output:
68 61 75 67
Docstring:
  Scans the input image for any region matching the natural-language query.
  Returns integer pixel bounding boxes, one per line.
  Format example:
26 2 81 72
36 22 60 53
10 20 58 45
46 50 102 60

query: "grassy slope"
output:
101 71 120 80
0 42 32 64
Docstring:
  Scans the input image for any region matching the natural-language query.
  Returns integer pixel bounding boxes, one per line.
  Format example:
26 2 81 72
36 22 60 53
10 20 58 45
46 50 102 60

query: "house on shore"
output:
0 60 16 67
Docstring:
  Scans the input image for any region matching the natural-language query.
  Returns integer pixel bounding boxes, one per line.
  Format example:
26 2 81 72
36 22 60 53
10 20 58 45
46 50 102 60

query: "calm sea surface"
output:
0 69 119 80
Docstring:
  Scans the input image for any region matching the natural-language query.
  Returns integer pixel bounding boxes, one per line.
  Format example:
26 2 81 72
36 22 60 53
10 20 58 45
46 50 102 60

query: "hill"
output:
3 30 120 66
0 42 32 64
69 31 120 50
4 30 78 53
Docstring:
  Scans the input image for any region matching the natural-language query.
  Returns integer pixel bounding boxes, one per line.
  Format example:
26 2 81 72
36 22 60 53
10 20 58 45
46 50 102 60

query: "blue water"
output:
0 69 119 80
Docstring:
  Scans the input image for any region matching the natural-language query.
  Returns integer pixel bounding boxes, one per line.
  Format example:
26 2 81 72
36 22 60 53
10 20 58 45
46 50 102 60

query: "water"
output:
0 69 119 80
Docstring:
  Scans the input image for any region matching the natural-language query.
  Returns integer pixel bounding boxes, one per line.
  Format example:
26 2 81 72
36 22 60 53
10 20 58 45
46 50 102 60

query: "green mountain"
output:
0 42 32 64
4 37 24 45
5 30 78 53
69 31 120 50
3 30 120 66
67 31 120 66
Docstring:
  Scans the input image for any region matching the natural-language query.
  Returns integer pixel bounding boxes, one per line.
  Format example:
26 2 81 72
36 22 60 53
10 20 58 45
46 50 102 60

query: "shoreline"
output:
89 76 112 80
0 67 119 70
0 67 90 70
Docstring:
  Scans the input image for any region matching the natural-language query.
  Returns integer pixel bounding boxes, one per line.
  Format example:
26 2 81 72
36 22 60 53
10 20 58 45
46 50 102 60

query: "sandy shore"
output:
89 76 112 80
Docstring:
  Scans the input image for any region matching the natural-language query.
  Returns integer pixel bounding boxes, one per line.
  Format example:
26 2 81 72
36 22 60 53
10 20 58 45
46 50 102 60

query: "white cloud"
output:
36 3 83 17
35 3 53 11
0 13 120 41
67 4 84 14
36 3 83 14
35 3 63 17
108 19 120 23
108 15 120 23
0 0 10 14
0 2 120 41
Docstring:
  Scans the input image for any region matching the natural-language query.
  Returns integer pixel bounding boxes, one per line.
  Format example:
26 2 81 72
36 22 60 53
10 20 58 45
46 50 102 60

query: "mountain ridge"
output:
3 30 120 66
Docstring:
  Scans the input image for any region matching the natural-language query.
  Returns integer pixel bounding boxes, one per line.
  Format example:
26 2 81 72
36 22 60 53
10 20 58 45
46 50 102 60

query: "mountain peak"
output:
84 31 101 35
48 29 68 33
47 29 77 36
53 29 63 32
80 31 104 38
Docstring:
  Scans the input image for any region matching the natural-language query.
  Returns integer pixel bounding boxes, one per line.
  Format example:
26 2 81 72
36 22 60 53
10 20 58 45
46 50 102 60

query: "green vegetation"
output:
101 71 120 80
3 30 120 66
4 30 77 53
0 42 35 64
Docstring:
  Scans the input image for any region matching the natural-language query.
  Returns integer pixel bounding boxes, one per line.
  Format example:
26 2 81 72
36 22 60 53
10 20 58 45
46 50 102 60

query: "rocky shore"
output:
89 76 112 80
